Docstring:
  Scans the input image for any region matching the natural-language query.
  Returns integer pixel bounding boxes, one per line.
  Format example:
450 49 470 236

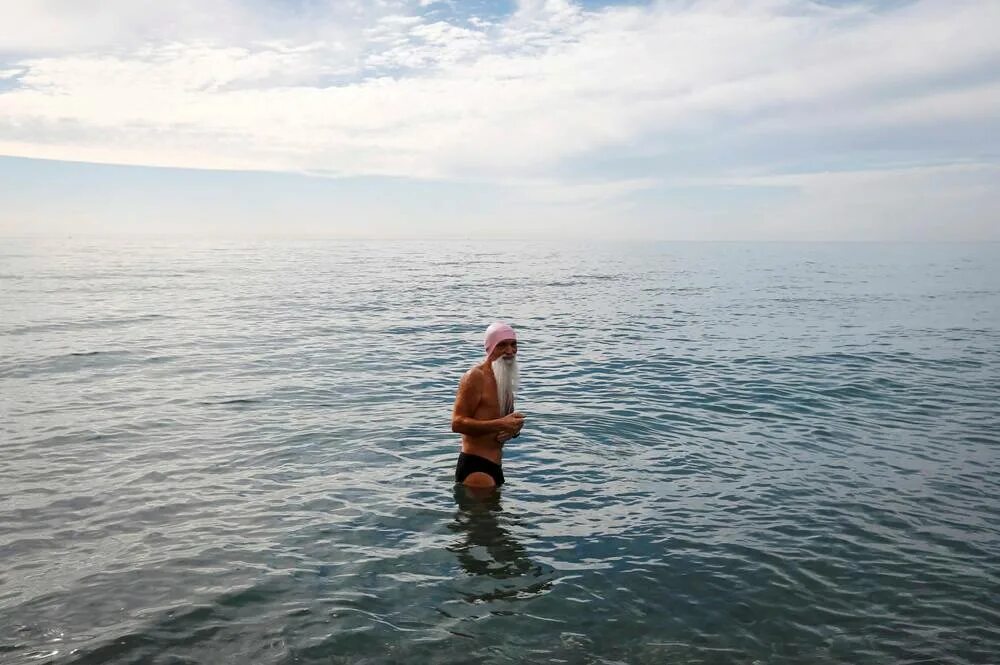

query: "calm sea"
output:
2 237 998 665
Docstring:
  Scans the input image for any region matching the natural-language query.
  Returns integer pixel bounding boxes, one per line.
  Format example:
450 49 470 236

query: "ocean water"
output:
1 237 998 665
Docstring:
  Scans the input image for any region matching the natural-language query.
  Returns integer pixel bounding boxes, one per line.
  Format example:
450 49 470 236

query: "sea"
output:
2 237 998 665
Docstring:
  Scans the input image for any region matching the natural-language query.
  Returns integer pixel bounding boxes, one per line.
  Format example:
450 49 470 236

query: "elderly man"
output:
451 322 525 488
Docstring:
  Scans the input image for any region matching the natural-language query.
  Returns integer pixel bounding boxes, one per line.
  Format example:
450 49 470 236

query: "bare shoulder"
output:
454 365 485 415
461 365 486 388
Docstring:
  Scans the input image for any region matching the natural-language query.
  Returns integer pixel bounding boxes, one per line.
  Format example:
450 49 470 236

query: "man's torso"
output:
461 363 505 464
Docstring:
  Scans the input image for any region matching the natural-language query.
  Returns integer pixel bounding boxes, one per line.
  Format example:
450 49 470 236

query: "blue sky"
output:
1 0 998 239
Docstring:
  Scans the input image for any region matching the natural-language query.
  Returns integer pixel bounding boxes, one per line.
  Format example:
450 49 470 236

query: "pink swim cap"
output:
484 321 517 356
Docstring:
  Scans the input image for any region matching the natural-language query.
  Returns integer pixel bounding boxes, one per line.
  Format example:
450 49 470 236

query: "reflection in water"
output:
448 486 553 602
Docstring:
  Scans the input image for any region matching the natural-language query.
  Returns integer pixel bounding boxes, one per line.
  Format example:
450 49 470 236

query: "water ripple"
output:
1 239 998 664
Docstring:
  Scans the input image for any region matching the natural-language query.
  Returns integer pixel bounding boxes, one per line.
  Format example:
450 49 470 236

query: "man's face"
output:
494 339 517 360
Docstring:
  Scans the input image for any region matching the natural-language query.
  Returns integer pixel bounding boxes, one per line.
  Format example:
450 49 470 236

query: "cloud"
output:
0 0 247 54
0 0 998 233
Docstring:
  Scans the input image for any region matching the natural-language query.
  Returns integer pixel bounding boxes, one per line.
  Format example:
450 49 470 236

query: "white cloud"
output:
0 0 247 54
0 0 998 234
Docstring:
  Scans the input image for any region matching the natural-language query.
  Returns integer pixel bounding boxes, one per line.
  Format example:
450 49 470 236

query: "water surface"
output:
2 238 998 664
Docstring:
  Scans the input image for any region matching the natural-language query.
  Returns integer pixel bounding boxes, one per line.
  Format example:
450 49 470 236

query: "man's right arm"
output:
451 369 522 436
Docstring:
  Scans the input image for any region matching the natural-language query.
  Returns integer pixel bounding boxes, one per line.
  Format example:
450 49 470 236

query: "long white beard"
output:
491 356 520 416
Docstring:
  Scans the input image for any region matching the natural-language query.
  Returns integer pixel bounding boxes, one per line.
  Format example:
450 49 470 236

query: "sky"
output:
0 0 998 240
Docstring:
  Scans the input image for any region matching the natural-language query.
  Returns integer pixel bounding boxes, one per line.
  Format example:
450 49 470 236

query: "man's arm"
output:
451 369 522 436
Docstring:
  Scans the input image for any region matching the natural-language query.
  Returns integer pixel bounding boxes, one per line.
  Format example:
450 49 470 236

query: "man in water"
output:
451 322 525 488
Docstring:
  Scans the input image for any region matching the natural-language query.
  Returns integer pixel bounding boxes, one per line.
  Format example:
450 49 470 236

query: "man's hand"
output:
496 412 524 443
501 411 524 433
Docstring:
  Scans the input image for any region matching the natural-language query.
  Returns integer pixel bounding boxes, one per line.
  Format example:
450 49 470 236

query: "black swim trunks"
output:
455 452 505 486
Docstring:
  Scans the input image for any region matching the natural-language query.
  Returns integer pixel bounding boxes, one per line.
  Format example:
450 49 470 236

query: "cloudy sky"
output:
1 0 997 239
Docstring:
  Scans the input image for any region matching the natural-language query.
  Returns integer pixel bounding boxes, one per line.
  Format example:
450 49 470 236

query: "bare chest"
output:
473 378 502 420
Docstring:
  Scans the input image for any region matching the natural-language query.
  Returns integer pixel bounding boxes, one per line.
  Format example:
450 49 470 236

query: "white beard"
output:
491 356 520 416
